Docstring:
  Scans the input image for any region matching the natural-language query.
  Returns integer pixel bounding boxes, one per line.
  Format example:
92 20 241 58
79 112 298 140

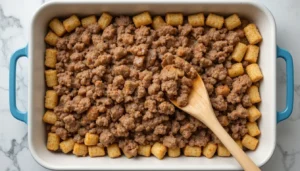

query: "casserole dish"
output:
9 0 294 170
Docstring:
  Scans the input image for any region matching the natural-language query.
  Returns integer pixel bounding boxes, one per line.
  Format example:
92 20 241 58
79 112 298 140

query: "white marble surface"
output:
0 0 299 170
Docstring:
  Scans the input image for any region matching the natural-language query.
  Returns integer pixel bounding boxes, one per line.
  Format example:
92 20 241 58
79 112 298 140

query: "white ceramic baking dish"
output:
9 0 295 170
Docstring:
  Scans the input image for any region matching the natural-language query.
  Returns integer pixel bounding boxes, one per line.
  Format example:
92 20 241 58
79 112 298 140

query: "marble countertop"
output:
0 0 299 170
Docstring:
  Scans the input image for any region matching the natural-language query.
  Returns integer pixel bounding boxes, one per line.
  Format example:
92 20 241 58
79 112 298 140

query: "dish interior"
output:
29 1 276 170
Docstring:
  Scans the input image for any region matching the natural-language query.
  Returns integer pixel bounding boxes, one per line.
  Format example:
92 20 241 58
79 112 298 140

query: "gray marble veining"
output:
0 134 28 171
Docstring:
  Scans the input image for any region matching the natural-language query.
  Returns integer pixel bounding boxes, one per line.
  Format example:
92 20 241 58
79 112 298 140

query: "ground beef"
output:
158 101 175 115
55 127 68 140
73 97 91 114
228 104 249 120
113 47 127 60
230 120 248 139
96 115 109 127
46 15 260 153
73 134 84 144
87 106 99 121
232 74 252 94
226 31 240 45
160 56 197 106
111 123 129 137
206 64 227 81
63 115 80 133
180 123 194 139
121 140 138 157
211 95 228 111
179 24 193 36
109 105 124 121
154 124 168 135
102 25 116 39
189 131 210 147
242 94 252 107
119 114 135 130
227 91 241 104
99 130 115 147
163 135 177 148
129 44 148 56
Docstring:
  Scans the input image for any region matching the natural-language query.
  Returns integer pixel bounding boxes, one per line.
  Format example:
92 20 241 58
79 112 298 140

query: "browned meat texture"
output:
47 15 258 151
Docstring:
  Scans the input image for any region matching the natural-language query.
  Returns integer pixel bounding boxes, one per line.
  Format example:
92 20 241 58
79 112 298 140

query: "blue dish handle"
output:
277 46 294 123
9 45 28 124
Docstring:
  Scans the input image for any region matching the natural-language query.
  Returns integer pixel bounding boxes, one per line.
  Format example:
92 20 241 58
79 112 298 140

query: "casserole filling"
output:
43 12 263 158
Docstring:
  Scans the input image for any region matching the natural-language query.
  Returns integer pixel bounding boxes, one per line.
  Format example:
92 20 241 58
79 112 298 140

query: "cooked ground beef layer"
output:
46 15 255 156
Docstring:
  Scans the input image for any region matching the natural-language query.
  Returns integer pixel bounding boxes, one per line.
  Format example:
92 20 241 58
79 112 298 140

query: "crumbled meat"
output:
212 41 228 51
80 30 91 45
129 44 148 56
157 25 177 36
74 42 85 52
228 104 249 120
133 56 145 68
121 140 138 157
63 115 80 133
87 106 99 121
154 124 168 135
175 111 186 121
87 23 100 34
180 123 194 139
111 123 129 137
123 80 138 95
113 47 127 60
102 25 116 39
163 135 177 148
227 92 241 104
158 101 175 115
119 114 135 130
231 120 248 139
211 95 228 111
56 127 68 140
178 24 193 36
148 83 160 95
118 33 134 45
232 75 252 94
73 97 91 114
206 64 227 81
136 86 146 98
242 94 252 107
161 80 178 97
113 65 130 78
171 121 180 134
73 134 84 143
189 131 210 147
226 31 240 45
99 130 115 147
48 16 260 151
177 47 192 59
134 133 146 145
112 75 125 89
109 105 125 121
144 99 157 113
177 94 189 107
96 116 109 127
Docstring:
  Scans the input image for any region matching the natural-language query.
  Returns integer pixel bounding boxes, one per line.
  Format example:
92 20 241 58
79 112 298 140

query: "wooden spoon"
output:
168 59 260 171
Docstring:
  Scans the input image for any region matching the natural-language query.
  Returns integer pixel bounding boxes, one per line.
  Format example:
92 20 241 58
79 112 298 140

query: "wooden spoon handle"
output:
206 117 260 171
